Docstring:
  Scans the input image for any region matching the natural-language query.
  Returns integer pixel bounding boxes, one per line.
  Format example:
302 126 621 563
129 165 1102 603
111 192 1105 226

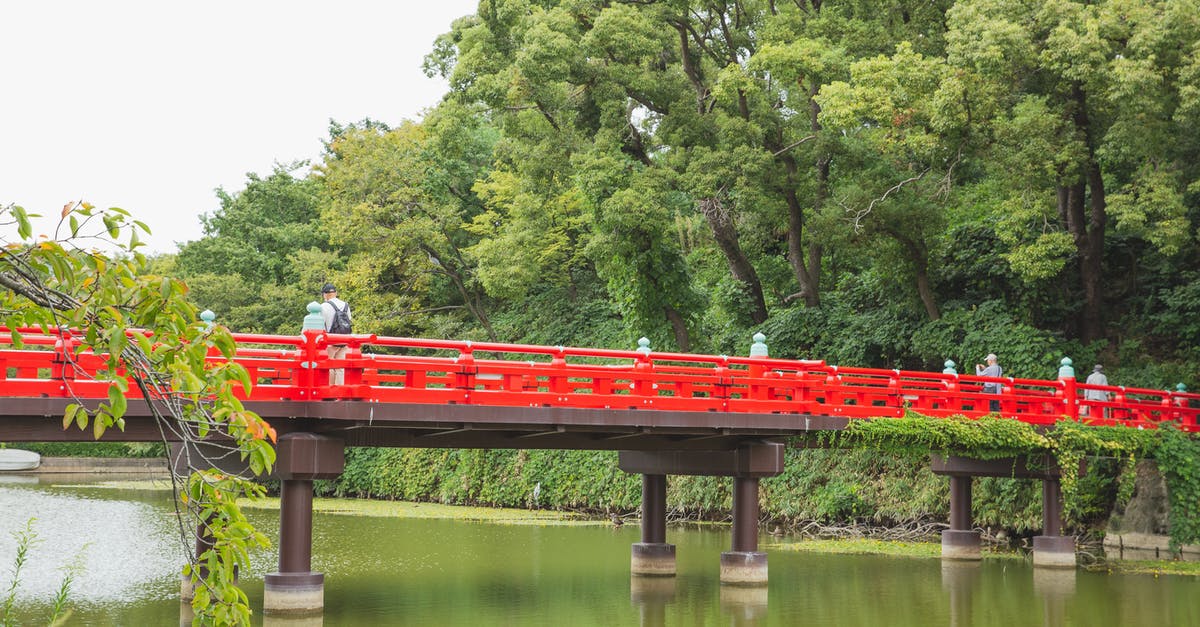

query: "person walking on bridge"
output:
1083 364 1110 417
975 353 1003 413
320 283 352 386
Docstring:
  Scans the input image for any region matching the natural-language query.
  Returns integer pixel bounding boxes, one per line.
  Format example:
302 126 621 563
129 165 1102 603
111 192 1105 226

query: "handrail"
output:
0 326 1196 431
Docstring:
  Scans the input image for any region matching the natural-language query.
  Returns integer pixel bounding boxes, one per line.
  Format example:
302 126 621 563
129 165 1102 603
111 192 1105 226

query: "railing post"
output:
51 327 76 396
1174 383 1192 427
455 344 476 404
939 360 958 413
1058 357 1078 421
295 301 326 400
550 346 569 395
632 338 654 401
748 333 769 400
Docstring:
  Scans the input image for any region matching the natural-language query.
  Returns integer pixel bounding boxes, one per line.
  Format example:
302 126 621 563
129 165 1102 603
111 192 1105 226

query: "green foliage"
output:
910 301 1073 377
334 448 641 512
172 164 334 334
1 519 75 627
1 203 276 626
334 446 951 526
1156 427 1200 548
828 412 1199 543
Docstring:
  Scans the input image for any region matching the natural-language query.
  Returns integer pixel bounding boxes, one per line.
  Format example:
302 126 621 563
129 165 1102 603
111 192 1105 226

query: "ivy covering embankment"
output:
325 415 1200 548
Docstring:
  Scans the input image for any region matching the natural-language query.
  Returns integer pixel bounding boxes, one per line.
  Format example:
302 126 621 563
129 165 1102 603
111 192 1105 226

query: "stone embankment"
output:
16 456 170 476
1105 460 1200 560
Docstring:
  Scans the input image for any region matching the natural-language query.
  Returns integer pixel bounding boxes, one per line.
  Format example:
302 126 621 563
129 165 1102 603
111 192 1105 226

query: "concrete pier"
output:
618 443 783 586
263 433 344 615
631 542 677 577
633 473 675 576
1032 478 1075 568
720 476 767 585
181 519 218 603
942 475 981 560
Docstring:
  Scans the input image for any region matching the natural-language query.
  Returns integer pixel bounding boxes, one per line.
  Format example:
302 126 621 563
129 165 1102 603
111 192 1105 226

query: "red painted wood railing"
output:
1 327 1197 432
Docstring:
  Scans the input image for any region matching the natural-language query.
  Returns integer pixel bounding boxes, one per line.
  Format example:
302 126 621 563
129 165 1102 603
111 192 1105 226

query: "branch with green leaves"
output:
2 202 276 626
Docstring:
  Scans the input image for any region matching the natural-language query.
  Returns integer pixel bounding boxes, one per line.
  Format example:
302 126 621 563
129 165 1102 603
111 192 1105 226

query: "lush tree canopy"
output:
169 0 1200 388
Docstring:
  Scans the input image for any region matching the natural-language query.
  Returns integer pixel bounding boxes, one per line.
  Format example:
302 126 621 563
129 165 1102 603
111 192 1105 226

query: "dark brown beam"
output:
618 442 785 477
514 426 566 439
931 454 1063 479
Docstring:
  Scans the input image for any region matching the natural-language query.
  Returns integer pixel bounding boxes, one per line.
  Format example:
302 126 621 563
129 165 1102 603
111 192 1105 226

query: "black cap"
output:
321 283 337 294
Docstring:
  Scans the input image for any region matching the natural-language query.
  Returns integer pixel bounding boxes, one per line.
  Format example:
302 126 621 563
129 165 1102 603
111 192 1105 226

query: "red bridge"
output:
1 325 1195 614
2 327 1196 443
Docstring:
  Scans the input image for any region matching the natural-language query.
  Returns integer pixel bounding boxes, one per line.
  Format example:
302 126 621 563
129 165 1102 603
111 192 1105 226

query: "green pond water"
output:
1 475 1198 626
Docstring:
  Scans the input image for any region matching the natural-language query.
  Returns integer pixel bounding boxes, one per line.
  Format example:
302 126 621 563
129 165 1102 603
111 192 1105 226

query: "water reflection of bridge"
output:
2 322 1197 616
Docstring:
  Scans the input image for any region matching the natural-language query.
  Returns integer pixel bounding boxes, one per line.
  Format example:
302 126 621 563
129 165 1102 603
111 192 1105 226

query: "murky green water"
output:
2 475 1198 626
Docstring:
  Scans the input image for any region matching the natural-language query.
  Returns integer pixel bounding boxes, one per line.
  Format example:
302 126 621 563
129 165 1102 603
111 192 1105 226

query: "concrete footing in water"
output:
264 572 325 615
941 529 982 561
719 551 768 585
1031 536 1076 568
631 542 676 576
179 574 196 604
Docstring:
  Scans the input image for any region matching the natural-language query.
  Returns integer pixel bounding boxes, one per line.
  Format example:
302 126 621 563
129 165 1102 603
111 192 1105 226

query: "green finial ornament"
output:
1058 357 1075 379
943 360 957 375
750 332 769 358
200 310 216 329
303 301 325 331
1177 383 1188 393
636 337 651 356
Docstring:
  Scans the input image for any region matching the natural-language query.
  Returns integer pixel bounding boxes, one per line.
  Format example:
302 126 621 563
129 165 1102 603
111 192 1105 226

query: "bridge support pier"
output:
180 520 217 604
933 454 1079 568
264 433 344 616
632 473 676 576
720 476 767 586
942 475 981 561
618 442 782 587
1032 477 1075 568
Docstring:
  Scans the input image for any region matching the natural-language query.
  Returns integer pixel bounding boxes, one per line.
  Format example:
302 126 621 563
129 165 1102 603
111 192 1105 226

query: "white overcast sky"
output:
1 1 479 254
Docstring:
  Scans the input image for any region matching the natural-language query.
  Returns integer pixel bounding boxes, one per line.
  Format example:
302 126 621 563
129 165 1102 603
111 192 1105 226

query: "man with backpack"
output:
320 283 352 386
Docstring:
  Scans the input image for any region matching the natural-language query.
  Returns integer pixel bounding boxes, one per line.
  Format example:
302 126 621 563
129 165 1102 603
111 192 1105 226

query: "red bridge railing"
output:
1 327 1197 432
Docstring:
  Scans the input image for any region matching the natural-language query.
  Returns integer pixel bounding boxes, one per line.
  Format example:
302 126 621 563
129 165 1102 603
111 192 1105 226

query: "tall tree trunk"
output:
808 82 829 303
1082 161 1106 342
1065 84 1106 343
780 80 829 308
915 265 940 321
781 155 821 307
699 197 768 324
776 81 829 308
664 306 690 352
885 229 940 320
